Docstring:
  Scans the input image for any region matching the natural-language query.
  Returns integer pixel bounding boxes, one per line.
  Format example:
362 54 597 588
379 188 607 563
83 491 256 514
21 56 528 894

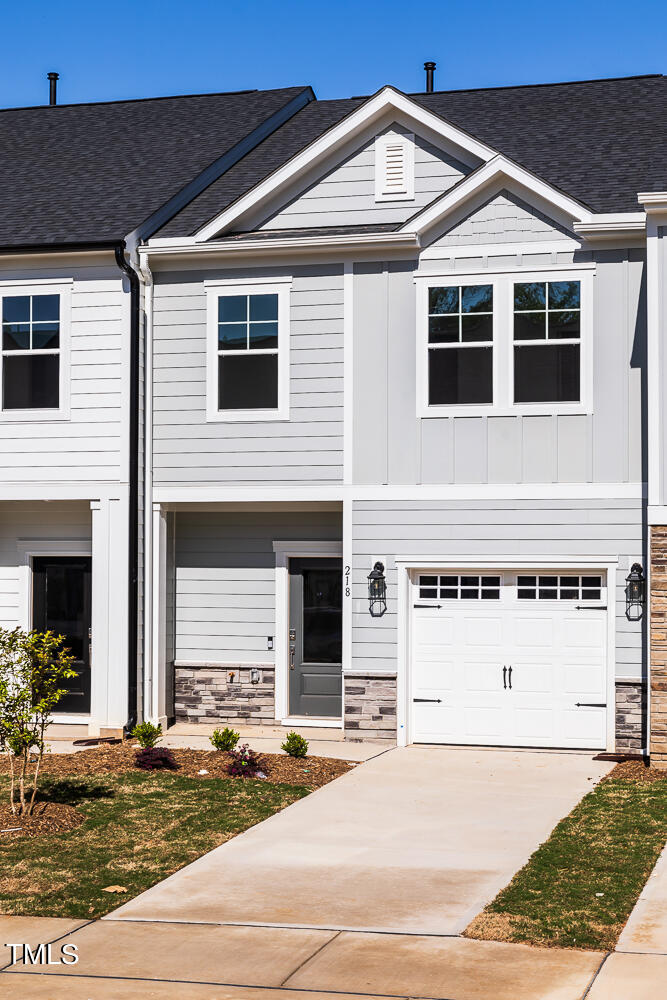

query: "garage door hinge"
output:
413 603 442 609
575 702 607 708
413 697 443 703
575 605 607 610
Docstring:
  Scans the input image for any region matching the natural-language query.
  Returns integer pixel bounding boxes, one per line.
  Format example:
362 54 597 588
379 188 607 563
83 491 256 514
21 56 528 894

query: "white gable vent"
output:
375 132 415 202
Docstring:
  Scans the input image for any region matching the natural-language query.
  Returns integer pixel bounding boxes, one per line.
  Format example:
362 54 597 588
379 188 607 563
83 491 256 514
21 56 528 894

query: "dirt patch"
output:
605 760 667 784
0 744 353 790
0 801 83 838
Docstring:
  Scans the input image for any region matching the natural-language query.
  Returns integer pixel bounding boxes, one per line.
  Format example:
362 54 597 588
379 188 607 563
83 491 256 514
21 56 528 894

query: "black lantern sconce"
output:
367 561 387 617
625 563 645 621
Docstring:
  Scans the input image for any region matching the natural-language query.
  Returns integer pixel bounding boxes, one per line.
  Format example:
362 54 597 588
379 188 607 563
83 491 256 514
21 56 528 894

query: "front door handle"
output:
289 644 295 670
503 666 507 689
508 665 512 690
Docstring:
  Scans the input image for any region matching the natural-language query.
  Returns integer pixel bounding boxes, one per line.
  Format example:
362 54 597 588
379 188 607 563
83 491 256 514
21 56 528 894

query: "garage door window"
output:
418 574 501 600
517 574 602 600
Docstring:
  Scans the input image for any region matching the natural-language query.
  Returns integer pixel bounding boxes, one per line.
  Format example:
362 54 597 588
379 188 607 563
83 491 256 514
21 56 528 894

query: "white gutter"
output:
142 232 420 260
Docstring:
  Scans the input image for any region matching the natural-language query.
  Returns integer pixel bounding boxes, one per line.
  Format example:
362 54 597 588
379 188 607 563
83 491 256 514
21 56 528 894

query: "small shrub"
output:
210 727 240 752
131 721 163 749
134 747 178 771
228 744 262 778
281 731 308 758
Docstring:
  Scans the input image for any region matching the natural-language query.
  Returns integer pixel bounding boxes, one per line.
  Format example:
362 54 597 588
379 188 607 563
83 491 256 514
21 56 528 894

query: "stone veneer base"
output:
174 663 275 726
344 673 397 742
615 680 646 754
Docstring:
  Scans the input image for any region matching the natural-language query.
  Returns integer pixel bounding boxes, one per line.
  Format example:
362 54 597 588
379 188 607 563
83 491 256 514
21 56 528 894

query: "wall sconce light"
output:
250 667 261 685
367 561 387 618
625 562 645 621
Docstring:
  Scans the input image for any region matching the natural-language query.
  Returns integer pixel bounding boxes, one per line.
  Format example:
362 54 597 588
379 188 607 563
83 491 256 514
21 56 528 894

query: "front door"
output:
288 557 342 717
32 556 92 715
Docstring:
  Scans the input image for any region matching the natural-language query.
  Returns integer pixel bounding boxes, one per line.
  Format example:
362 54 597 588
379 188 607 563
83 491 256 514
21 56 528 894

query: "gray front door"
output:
288 557 342 717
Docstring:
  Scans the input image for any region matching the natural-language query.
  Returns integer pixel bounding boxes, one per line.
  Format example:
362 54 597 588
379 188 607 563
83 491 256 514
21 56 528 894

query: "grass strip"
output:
465 777 667 950
0 771 308 918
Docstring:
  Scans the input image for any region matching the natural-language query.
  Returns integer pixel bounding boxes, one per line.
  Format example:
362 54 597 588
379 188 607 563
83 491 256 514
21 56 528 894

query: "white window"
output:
0 282 71 420
375 132 415 202
418 574 501 600
416 269 592 418
205 278 291 422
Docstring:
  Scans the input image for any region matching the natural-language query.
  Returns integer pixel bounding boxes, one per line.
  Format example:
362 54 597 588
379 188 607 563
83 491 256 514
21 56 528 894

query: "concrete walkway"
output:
109 745 610 934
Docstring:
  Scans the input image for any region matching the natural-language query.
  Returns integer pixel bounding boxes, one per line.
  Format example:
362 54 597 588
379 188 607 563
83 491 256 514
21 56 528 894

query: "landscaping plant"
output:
210 726 240 752
134 747 178 771
0 626 76 816
130 721 163 748
281 731 309 758
228 744 262 777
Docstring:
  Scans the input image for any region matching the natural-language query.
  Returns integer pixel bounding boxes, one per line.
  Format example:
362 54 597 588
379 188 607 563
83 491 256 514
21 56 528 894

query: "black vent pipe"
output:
47 72 59 106
424 61 436 93
114 243 140 735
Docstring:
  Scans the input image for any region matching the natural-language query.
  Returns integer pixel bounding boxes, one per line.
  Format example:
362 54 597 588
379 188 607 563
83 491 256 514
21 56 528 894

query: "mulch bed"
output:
0 744 354 790
0 801 83 838
606 759 667 784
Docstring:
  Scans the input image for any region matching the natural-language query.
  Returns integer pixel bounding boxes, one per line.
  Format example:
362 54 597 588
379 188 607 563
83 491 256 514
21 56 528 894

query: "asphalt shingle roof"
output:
0 87 309 248
157 74 667 238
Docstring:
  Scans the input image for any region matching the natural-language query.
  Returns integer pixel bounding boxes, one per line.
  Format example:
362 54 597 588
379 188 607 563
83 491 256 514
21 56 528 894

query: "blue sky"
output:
2 0 666 107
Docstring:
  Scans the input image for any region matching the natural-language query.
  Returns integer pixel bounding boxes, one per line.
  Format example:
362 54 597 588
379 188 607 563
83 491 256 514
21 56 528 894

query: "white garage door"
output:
411 571 608 749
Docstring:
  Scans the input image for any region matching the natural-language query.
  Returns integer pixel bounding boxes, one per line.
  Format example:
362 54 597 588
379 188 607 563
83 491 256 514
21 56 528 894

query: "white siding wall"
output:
431 189 573 247
260 127 469 230
152 265 344 485
0 501 91 629
174 510 341 663
0 257 126 485
351 498 644 681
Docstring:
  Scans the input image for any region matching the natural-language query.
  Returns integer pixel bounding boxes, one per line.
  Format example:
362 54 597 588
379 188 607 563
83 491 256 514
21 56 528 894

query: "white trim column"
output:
91 495 128 730
151 502 168 726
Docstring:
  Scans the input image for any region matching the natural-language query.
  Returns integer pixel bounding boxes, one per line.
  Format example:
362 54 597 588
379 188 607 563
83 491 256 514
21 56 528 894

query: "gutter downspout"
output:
114 241 140 734
139 251 155 722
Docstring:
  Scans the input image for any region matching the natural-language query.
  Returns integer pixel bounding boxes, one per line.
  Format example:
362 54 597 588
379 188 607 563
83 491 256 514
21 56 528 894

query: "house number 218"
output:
344 565 351 598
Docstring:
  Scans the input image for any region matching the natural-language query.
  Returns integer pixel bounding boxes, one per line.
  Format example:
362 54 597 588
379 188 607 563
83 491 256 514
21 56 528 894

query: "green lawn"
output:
466 775 667 950
0 772 309 918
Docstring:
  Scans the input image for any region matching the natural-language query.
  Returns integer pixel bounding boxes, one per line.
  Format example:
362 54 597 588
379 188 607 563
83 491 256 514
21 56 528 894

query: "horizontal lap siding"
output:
152 266 344 485
0 262 125 484
432 189 572 246
260 130 468 230
0 501 91 629
174 510 341 662
352 499 643 679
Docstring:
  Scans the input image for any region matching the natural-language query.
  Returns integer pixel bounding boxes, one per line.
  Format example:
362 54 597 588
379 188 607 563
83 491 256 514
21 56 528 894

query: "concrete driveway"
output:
110 745 610 935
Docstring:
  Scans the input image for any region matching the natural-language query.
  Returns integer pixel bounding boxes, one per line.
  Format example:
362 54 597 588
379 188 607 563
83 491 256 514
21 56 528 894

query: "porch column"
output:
90 495 128 734
151 502 168 726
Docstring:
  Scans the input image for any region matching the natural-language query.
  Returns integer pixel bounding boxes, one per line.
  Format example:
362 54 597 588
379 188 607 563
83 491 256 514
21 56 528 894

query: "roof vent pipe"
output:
424 61 436 93
47 72 59 106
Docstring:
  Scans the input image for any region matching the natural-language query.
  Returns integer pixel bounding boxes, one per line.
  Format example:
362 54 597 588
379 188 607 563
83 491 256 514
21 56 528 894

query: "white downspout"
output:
136 248 155 722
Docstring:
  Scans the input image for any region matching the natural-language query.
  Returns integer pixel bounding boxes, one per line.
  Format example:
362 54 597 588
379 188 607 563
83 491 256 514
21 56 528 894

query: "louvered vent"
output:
375 132 415 202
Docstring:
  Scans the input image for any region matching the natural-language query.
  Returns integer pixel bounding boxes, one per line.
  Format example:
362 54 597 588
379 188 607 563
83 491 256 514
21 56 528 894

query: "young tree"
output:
0 627 76 816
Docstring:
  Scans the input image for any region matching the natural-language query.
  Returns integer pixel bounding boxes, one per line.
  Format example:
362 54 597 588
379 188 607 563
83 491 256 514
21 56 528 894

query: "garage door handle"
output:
508 665 512 690
503 666 507 689
413 698 442 703
575 605 607 610
413 604 442 609
575 702 606 708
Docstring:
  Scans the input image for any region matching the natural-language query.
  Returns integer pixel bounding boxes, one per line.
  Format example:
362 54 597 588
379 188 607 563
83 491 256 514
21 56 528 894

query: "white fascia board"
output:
140 232 420 260
400 155 592 237
193 86 498 242
639 192 667 213
574 213 646 241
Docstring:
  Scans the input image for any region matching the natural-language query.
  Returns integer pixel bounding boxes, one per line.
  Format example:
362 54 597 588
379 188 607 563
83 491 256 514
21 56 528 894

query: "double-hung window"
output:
513 280 581 403
1 291 65 413
427 283 494 405
206 279 290 422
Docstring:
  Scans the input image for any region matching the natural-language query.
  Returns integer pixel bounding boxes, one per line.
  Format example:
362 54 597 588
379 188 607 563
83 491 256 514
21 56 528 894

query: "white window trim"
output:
416 269 593 418
205 276 291 423
0 280 72 422
374 131 415 202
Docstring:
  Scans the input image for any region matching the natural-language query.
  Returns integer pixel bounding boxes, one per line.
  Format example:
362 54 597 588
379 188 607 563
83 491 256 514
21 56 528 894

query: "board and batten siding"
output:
431 189 573 247
259 126 470 231
0 257 126 484
173 510 341 663
351 498 644 681
152 265 344 485
353 249 645 486
0 501 91 629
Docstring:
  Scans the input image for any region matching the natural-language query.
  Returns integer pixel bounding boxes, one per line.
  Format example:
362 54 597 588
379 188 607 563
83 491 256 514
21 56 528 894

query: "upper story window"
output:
416 270 591 418
375 132 415 202
1 291 66 413
428 284 493 405
205 278 290 422
513 280 581 403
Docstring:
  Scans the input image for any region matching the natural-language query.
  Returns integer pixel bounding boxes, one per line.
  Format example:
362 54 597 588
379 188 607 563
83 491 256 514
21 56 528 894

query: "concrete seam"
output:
580 951 611 999
280 929 342 987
